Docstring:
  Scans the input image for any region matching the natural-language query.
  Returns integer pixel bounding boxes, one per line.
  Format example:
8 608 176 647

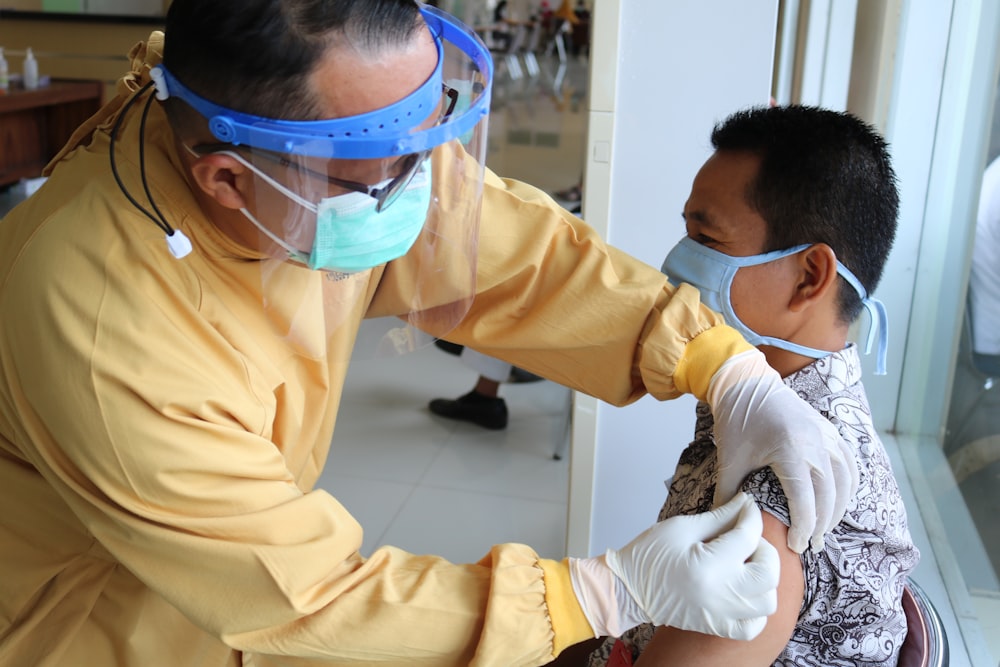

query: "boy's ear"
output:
788 243 838 312
188 153 251 211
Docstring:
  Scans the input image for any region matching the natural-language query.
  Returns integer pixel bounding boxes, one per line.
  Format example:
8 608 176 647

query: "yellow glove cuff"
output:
674 325 754 401
539 558 596 657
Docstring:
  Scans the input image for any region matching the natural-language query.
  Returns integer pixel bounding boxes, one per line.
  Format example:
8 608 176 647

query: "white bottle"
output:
23 47 38 91
0 47 9 94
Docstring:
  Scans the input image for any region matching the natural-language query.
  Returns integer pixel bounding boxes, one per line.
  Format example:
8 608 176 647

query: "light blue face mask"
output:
230 152 433 274
661 237 889 374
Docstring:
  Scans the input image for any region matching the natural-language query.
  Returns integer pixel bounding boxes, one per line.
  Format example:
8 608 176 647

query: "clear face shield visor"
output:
152 5 492 358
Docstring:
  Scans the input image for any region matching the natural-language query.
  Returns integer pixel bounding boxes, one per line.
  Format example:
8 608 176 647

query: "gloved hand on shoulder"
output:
706 349 859 553
568 492 779 640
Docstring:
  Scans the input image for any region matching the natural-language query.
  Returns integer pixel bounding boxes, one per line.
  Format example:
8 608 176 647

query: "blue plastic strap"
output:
837 263 889 375
150 4 493 159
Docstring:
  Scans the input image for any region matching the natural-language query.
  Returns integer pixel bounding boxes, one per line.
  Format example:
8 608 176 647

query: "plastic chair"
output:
521 21 542 78
494 21 529 80
898 578 949 667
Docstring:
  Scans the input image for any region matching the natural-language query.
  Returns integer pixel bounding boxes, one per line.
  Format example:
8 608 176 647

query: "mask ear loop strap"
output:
198 148 318 212
237 206 308 265
837 263 889 375
862 297 889 376
182 145 317 265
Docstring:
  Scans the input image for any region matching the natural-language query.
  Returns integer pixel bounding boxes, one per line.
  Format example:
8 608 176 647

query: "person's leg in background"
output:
553 174 584 215
429 347 513 430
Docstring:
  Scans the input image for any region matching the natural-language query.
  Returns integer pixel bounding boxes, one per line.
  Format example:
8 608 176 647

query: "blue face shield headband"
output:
662 237 890 375
148 4 493 160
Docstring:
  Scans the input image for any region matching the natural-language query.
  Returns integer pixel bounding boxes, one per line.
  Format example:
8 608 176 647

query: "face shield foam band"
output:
662 238 890 375
150 4 493 160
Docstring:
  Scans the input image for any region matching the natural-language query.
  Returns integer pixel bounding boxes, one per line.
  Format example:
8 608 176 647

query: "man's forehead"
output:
682 207 723 231
690 153 760 209
685 163 769 251
310 22 438 120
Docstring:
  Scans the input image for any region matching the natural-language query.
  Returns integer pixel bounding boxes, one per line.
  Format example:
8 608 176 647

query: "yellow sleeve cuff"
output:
673 325 754 400
539 558 595 657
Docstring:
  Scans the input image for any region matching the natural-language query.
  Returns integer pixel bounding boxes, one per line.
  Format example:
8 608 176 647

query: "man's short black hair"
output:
711 105 900 324
162 0 423 122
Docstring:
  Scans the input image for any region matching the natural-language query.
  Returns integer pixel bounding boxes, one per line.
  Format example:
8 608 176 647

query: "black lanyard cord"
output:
137 87 173 235
108 80 191 258
108 81 171 235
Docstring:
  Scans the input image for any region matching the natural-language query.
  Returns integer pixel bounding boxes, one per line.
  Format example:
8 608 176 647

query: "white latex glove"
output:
706 349 859 553
569 493 779 641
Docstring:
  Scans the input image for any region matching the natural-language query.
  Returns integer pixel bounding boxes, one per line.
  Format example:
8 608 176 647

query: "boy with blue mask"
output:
583 106 919 667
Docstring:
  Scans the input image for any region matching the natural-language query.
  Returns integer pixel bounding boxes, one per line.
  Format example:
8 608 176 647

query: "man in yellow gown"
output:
0 2 856 665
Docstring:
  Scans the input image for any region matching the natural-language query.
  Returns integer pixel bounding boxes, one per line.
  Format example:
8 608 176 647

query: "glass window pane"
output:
934 76 1000 664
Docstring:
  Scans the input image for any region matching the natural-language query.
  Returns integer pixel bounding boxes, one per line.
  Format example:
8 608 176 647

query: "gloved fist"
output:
569 493 778 641
706 349 859 553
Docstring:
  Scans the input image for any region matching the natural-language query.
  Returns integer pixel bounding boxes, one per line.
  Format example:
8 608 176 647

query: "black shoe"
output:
434 339 464 357
429 390 508 430
507 367 544 383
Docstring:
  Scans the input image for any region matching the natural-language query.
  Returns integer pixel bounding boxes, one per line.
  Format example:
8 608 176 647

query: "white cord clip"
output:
149 66 169 101
166 230 192 259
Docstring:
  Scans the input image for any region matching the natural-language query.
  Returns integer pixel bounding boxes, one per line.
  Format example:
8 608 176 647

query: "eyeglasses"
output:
194 86 460 213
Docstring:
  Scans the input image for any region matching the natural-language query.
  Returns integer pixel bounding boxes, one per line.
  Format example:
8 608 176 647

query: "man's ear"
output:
789 243 838 312
189 153 251 211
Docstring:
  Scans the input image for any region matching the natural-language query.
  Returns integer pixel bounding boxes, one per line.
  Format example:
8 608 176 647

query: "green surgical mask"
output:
236 156 433 274
306 161 432 273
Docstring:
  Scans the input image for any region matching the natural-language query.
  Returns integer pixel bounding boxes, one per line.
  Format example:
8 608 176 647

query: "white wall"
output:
570 0 779 555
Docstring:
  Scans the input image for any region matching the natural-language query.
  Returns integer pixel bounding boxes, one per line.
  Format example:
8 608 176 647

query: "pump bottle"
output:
0 47 9 95
23 47 38 91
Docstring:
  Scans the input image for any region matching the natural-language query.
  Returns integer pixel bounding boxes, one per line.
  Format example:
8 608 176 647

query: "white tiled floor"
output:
317 343 573 563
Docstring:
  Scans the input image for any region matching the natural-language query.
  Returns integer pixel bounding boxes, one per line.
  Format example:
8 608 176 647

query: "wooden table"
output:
0 79 103 187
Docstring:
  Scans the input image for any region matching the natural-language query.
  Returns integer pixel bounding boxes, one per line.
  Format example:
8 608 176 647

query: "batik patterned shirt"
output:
589 344 920 666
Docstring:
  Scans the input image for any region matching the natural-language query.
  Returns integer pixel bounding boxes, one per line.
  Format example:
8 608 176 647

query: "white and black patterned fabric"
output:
589 344 920 666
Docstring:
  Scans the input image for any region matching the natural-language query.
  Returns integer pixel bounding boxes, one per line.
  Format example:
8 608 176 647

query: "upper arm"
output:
634 511 803 667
